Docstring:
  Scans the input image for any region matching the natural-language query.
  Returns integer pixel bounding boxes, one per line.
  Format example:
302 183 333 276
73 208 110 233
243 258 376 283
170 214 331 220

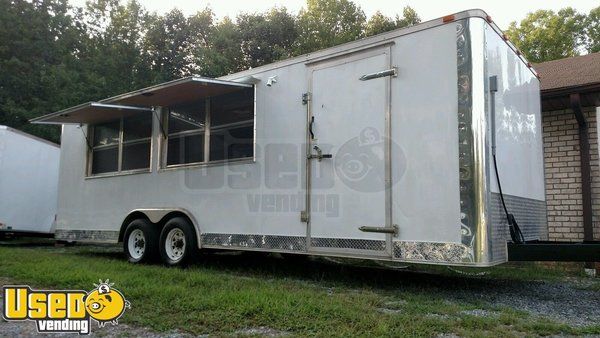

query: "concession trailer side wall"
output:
32 10 546 267
0 126 59 237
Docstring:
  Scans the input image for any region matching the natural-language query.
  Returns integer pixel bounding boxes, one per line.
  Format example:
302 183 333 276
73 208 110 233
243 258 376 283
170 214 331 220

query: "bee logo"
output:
85 280 130 327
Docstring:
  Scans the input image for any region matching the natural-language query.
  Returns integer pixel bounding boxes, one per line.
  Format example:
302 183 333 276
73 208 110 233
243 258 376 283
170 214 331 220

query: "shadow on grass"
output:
82 248 526 296
6 240 551 297
0 239 56 247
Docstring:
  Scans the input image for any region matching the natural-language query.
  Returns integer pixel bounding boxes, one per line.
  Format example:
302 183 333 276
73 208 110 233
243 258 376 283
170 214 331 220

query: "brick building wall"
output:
542 106 600 241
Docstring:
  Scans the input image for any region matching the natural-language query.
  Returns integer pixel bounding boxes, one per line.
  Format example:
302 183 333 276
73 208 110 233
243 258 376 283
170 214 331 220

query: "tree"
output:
185 7 216 76
365 11 395 36
79 0 153 98
237 7 297 68
506 8 586 63
585 6 600 53
142 9 194 82
365 6 421 37
0 0 84 142
295 0 366 54
0 0 424 142
395 6 420 29
198 17 244 77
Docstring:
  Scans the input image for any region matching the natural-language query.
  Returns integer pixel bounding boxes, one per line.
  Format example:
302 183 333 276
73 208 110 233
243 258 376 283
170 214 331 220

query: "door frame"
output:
303 44 395 257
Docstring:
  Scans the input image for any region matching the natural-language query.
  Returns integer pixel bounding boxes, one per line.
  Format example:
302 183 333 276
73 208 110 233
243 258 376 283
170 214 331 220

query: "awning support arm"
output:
153 108 167 139
78 124 92 151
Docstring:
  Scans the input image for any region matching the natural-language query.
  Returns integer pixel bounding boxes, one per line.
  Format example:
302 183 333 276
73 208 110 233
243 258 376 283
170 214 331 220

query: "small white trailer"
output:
32 10 547 267
0 126 59 237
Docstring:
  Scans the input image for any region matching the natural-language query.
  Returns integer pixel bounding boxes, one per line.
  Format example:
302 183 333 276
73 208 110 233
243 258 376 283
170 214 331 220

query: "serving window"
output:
163 87 254 167
166 100 206 166
89 114 152 175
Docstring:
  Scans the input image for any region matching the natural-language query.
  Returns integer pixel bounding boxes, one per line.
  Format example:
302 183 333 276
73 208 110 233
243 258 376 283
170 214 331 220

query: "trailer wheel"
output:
123 219 158 263
159 217 197 267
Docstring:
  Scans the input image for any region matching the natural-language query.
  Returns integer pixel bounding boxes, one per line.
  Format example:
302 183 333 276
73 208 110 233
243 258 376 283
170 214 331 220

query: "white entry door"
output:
307 47 393 256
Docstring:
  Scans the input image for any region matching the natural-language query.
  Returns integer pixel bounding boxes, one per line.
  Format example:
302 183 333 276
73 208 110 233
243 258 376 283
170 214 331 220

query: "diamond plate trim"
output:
201 233 475 263
490 193 547 261
201 233 307 251
393 241 474 263
310 238 386 251
55 229 119 242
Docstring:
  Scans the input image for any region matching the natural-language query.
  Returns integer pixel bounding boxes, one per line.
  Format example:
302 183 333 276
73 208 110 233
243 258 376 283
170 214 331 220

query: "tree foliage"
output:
365 6 421 36
0 0 81 141
586 7 600 53
506 7 598 63
238 8 297 68
295 0 366 54
0 0 596 143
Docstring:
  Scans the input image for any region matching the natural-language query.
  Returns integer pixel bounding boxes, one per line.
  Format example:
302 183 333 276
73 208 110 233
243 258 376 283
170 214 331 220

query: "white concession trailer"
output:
0 126 59 237
32 10 547 266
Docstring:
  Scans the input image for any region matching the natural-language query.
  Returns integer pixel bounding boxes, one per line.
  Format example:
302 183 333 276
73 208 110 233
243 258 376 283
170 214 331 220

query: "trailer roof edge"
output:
0 125 60 147
220 9 537 81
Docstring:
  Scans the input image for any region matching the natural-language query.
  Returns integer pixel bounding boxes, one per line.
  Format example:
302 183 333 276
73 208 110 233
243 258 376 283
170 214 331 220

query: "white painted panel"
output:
0 127 59 233
56 21 467 250
485 24 545 201
309 49 388 241
390 23 461 243
56 64 310 238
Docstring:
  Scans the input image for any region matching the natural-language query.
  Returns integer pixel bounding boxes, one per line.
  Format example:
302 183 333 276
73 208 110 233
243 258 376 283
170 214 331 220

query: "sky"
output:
69 0 598 30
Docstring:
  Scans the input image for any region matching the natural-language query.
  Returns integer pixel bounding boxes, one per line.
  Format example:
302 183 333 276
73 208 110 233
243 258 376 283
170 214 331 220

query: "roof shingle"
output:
533 52 600 92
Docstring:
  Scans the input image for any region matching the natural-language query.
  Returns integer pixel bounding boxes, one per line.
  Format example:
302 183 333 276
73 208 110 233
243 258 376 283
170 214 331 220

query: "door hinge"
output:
302 92 311 105
300 210 309 223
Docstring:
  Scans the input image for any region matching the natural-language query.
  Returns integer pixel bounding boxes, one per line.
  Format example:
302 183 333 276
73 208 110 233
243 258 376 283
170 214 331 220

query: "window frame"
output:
86 115 153 178
160 86 256 170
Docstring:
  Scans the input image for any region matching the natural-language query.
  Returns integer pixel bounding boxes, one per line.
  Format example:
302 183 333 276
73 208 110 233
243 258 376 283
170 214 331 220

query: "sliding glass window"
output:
164 87 254 167
209 89 254 161
166 100 206 166
89 114 152 175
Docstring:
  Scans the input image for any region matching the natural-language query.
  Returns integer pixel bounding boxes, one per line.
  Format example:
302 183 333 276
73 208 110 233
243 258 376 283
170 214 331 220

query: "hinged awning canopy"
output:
30 102 153 125
107 77 253 107
31 76 254 125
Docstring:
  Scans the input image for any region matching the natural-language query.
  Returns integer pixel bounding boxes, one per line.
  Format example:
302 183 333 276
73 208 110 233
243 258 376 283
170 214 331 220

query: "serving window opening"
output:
163 86 254 167
29 76 255 175
89 113 152 175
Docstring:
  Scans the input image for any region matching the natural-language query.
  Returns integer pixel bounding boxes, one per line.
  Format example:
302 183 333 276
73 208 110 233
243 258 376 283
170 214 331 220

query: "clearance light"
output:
442 15 455 23
486 15 493 23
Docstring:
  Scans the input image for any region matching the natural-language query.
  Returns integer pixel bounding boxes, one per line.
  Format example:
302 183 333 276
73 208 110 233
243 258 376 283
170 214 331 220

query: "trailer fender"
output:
120 208 202 249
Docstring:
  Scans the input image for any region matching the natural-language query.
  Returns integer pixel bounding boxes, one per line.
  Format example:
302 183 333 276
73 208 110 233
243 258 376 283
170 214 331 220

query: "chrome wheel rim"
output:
128 229 145 259
165 228 186 262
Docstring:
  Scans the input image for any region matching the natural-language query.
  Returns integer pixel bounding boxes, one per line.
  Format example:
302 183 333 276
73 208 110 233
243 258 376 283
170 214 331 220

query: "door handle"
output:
359 225 398 235
309 116 315 139
308 145 332 162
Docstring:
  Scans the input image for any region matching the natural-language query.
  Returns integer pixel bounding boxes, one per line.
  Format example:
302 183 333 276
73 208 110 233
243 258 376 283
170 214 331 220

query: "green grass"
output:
0 243 598 337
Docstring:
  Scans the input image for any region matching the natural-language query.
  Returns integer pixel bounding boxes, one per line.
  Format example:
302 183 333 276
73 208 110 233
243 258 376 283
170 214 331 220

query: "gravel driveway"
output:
438 275 600 327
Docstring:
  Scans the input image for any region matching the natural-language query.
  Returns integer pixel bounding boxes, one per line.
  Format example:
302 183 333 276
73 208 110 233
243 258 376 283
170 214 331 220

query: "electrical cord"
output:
492 154 525 244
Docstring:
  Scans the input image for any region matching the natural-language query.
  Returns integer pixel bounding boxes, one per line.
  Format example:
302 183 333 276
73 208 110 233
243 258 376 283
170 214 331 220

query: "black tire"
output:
123 218 158 263
159 217 197 267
